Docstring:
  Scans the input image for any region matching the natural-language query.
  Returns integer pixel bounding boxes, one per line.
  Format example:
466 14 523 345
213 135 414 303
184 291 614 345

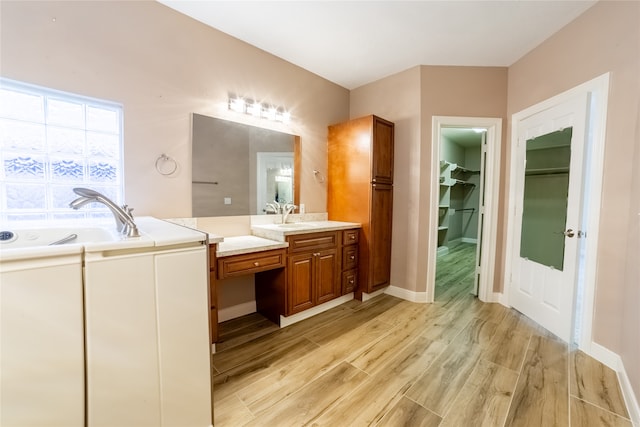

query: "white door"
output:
473 130 487 296
256 152 294 212
510 93 588 342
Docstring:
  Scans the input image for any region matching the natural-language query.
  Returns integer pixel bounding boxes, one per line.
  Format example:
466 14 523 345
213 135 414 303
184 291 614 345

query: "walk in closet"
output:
437 138 481 253
436 128 483 297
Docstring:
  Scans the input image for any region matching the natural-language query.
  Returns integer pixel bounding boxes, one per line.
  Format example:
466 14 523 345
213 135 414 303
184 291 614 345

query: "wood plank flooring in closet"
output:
212 243 631 426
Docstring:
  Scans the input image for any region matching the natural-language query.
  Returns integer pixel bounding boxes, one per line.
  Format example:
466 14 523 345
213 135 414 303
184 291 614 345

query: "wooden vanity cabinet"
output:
286 231 340 316
254 228 360 324
208 244 218 344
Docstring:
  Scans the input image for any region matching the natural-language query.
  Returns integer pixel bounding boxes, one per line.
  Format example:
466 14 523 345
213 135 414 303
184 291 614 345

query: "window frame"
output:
0 77 125 224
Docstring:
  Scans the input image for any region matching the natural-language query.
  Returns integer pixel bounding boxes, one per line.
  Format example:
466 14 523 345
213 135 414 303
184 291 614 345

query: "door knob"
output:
563 229 575 238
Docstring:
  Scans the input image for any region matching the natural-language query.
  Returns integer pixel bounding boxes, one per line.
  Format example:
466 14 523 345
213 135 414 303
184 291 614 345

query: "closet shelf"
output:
453 179 475 186
525 167 569 176
451 164 479 174
438 226 448 231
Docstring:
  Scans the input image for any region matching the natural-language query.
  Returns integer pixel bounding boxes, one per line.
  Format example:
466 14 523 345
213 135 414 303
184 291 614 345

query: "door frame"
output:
503 73 610 350
427 116 502 303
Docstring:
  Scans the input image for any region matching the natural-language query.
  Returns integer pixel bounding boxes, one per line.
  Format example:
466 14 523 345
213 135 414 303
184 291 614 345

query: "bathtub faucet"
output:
69 188 140 238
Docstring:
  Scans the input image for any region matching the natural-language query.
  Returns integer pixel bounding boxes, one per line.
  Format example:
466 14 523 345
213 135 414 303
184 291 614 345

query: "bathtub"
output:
0 217 213 426
0 224 153 262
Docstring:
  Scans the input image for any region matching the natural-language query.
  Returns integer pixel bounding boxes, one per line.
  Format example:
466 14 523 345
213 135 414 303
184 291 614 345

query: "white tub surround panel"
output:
0 252 85 426
83 218 212 426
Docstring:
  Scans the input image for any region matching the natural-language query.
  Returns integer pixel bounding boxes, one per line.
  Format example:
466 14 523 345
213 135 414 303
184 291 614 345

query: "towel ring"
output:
155 153 178 176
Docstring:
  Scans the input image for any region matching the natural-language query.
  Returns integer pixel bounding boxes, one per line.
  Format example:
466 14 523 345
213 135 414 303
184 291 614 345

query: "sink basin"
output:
276 223 313 229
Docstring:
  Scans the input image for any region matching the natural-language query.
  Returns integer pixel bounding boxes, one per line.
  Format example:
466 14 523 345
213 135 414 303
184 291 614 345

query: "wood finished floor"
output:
212 243 631 426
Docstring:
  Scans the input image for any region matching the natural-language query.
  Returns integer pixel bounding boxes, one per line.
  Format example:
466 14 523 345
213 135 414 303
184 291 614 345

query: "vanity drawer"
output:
342 229 359 245
287 231 339 254
342 269 358 294
217 249 286 279
342 245 358 271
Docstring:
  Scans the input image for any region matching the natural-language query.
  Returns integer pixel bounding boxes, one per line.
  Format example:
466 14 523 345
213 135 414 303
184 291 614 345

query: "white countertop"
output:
251 220 361 242
216 235 288 258
161 217 360 257
0 217 209 261
207 234 224 245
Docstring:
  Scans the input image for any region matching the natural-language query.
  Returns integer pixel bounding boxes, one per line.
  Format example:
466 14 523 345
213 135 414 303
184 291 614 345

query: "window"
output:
0 78 124 223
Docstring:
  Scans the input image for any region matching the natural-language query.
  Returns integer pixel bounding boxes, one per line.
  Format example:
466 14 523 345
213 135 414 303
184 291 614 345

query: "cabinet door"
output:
315 248 339 305
287 253 315 315
371 117 394 184
370 183 393 291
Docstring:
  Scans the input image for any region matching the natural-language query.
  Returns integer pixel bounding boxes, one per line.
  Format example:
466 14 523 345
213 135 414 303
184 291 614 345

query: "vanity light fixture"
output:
229 97 246 113
228 95 290 123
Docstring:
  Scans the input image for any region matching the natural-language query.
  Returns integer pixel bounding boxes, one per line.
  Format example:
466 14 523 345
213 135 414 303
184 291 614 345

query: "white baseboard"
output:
590 343 640 426
590 342 620 370
461 237 478 244
218 301 256 322
495 292 510 306
618 358 640 427
385 285 429 303
361 288 387 302
279 293 354 328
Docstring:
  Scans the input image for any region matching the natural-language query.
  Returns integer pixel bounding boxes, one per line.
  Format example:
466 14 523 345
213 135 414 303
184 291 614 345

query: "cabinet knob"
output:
349 279 354 284
253 262 260 267
350 255 355 260
349 235 355 240
313 252 320 257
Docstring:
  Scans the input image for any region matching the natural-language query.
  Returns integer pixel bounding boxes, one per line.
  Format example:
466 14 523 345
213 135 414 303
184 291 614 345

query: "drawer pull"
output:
253 262 260 267
350 255 355 260
349 279 354 284
350 235 355 240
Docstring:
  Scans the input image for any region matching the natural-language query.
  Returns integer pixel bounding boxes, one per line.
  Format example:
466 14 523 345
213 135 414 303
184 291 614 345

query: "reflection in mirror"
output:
520 127 572 269
191 114 299 216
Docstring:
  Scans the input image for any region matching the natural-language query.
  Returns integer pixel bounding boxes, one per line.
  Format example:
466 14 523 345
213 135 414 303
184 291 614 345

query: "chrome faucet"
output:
69 188 140 237
282 203 297 224
264 202 280 215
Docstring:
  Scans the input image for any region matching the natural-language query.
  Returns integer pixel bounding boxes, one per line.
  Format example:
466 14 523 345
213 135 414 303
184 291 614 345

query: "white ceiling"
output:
158 0 597 90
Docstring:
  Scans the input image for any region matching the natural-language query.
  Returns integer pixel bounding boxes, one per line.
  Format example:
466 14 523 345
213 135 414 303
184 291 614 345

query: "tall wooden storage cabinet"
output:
327 115 394 299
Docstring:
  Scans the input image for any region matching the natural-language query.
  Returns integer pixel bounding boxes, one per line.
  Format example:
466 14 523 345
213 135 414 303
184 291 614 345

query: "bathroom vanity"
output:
207 220 360 337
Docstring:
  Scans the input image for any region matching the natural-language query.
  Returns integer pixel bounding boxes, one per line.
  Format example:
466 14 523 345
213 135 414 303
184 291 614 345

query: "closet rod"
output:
457 208 476 212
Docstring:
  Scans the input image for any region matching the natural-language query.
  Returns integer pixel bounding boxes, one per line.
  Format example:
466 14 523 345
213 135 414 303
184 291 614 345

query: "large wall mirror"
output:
191 113 300 216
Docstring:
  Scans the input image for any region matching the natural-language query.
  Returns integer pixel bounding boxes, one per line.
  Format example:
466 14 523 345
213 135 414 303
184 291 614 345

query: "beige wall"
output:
350 66 423 293
351 66 508 294
0 0 350 218
507 0 640 398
